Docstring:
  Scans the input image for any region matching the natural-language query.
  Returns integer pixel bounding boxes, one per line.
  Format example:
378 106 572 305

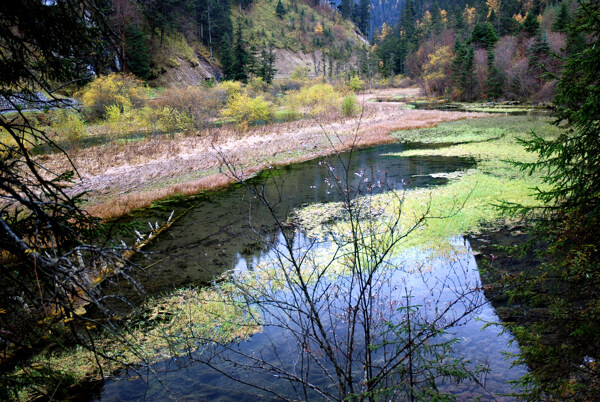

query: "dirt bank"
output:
44 89 487 219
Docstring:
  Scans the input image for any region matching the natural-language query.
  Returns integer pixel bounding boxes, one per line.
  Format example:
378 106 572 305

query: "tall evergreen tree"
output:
257 46 277 84
357 0 370 35
125 24 151 79
431 2 443 34
528 30 551 85
232 23 249 82
485 47 504 99
219 33 234 79
552 1 571 32
451 40 475 100
340 0 353 19
522 10 540 36
470 22 499 48
402 0 417 39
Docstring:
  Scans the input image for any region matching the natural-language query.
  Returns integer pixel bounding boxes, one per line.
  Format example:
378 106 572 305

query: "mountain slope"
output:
116 0 366 83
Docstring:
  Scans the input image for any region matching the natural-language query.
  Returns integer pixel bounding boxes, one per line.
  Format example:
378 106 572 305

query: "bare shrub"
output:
533 80 558 102
474 48 488 99
507 57 537 99
154 85 226 129
494 36 518 80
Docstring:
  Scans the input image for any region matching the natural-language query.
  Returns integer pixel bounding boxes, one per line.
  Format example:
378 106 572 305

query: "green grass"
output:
295 116 561 253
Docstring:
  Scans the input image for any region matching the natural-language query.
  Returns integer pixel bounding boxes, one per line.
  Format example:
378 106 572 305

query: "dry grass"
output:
39 89 487 219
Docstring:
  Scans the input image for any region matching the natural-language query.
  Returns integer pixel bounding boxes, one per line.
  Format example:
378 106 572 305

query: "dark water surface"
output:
96 142 525 400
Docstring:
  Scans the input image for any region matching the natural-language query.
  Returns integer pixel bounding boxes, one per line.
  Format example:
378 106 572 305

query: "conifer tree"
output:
451 40 475 100
220 33 234 79
528 30 551 85
232 23 249 82
552 1 571 32
357 0 370 35
470 22 499 48
125 25 151 79
522 11 540 36
498 0 516 35
402 0 417 39
432 2 443 34
485 47 504 99
257 46 277 84
276 0 286 19
340 0 353 19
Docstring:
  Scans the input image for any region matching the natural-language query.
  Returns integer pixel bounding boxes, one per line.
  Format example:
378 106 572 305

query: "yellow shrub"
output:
105 103 141 137
283 83 341 116
51 109 86 146
348 76 364 92
217 81 244 100
222 93 274 127
79 73 147 120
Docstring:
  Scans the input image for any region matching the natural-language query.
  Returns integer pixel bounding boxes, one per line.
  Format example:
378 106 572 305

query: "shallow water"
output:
96 142 526 400
123 142 476 292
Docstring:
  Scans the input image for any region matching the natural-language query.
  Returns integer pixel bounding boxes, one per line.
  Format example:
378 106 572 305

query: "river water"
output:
96 142 525 400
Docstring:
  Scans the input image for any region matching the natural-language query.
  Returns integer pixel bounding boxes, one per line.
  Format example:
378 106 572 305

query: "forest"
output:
0 0 599 400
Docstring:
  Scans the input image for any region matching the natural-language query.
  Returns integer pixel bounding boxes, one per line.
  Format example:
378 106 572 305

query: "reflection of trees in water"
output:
180 149 491 401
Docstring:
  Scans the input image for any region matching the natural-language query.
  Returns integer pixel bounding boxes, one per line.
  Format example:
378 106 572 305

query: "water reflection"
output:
98 241 524 401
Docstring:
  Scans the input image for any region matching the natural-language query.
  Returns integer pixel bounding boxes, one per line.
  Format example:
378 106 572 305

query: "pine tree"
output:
125 25 151 79
257 46 277 84
552 1 570 32
432 2 443 34
451 40 475 100
470 22 499 48
340 0 353 19
357 0 370 35
451 39 467 93
498 0 516 35
511 0 600 220
402 0 417 40
220 33 234 79
522 11 540 36
485 47 504 99
528 30 551 85
232 23 249 82
276 0 286 19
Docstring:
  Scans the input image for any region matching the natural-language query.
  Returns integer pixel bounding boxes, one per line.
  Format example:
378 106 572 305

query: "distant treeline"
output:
368 0 581 101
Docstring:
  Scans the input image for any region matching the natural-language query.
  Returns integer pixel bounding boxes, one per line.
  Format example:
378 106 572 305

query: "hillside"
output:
115 0 366 84
232 0 366 77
